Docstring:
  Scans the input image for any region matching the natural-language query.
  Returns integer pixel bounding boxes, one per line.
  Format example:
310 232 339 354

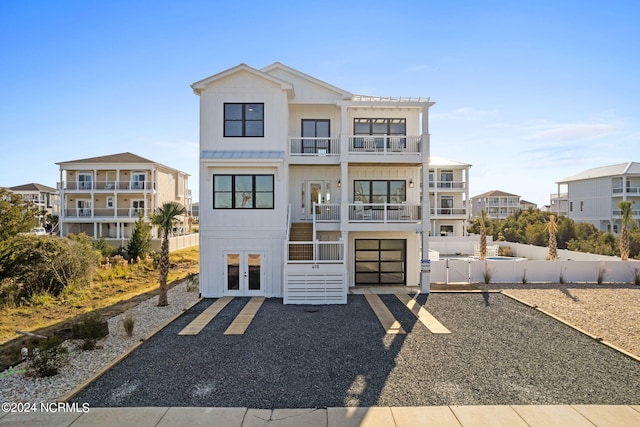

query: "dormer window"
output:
224 103 264 137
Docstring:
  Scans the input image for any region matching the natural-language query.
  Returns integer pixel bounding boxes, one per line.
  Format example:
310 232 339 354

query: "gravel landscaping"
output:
70 292 640 408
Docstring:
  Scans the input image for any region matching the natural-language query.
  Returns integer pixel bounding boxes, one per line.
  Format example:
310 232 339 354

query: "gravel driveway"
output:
71 293 640 408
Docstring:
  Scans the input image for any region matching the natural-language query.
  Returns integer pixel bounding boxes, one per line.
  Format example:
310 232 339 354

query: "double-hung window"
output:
224 103 264 137
213 175 274 209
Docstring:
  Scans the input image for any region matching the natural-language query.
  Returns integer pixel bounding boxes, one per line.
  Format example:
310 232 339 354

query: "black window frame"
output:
224 103 264 137
213 174 274 209
353 180 406 205
301 119 331 153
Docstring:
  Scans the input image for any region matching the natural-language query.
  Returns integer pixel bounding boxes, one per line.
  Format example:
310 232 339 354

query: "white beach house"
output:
193 63 433 303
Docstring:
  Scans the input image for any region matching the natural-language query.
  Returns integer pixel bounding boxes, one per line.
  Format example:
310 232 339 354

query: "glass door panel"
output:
227 254 240 291
225 252 264 295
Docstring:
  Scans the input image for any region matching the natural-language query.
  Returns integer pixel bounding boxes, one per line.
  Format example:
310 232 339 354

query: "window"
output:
213 175 274 209
570 201 573 212
580 201 584 212
78 172 92 190
354 180 406 204
106 197 114 208
353 118 406 149
224 103 264 137
131 172 146 190
440 171 453 188
440 196 453 214
301 119 330 153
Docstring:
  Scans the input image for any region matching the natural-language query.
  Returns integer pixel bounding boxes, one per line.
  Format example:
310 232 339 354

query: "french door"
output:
224 251 264 296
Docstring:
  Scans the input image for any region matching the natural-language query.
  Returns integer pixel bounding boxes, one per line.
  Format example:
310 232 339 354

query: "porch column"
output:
420 103 432 294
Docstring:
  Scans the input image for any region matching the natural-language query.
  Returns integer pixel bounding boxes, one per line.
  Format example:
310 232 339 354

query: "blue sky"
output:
1 0 638 206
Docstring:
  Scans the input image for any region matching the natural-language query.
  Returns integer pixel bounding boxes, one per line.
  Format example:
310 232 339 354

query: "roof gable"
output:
56 152 155 165
260 62 352 101
191 63 294 95
9 183 56 192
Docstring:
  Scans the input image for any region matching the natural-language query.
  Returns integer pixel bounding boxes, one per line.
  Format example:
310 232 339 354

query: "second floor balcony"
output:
63 208 149 219
289 135 422 161
58 181 157 192
430 207 467 216
310 202 422 223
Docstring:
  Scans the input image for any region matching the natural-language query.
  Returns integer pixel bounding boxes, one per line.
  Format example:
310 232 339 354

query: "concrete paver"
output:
2 406 640 426
224 296 266 335
243 408 327 426
364 294 406 334
511 405 594 427
157 407 247 426
178 296 233 335
0 410 82 427
328 407 395 427
390 406 462 426
450 405 529 427
395 293 451 333
572 404 640 427
69 407 169 427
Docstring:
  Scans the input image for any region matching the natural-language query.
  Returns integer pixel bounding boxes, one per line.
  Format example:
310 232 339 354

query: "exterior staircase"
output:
288 222 313 261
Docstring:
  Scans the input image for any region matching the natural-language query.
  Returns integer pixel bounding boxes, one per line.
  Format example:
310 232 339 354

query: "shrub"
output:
127 214 152 262
521 269 527 284
122 312 135 337
632 268 640 286
0 234 100 301
72 311 109 350
27 336 68 377
185 273 199 292
483 265 492 284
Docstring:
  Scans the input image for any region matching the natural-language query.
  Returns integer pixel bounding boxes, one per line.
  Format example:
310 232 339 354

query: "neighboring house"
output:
546 192 569 216
520 199 537 211
428 156 471 236
56 152 191 240
193 62 433 303
556 161 640 234
7 183 58 219
470 190 522 220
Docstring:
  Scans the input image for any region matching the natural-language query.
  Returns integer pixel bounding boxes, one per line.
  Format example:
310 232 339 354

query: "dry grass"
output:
0 246 199 345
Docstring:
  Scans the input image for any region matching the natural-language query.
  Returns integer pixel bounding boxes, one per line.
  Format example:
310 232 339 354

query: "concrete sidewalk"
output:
2 405 640 426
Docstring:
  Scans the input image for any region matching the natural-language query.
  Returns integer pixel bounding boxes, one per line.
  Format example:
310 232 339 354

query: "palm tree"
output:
150 201 186 306
547 214 558 260
618 200 634 261
479 209 487 261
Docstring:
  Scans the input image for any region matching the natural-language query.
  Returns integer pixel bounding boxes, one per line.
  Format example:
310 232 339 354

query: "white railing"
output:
431 208 467 216
429 181 466 189
63 208 148 218
348 135 421 154
312 203 340 222
289 137 340 155
287 241 345 263
612 186 640 194
59 181 156 191
348 202 421 222
612 209 640 218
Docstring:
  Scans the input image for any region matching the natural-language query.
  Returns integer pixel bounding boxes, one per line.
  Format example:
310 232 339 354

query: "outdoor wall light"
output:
337 180 341 188
409 179 414 188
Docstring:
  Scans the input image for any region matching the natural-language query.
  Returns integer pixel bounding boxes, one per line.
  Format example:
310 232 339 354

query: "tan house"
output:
56 152 191 240
7 182 58 214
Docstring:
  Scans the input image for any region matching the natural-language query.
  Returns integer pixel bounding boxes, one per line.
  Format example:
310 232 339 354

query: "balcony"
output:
612 186 640 194
289 137 341 156
306 202 423 223
348 135 421 154
428 181 466 190
430 208 467 216
613 208 640 218
63 208 148 219
58 181 156 192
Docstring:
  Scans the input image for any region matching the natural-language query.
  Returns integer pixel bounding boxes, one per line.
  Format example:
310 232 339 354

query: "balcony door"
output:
225 251 264 296
303 181 330 220
301 119 330 154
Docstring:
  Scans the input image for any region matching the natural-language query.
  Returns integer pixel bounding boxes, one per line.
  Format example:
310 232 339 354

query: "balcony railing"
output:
63 208 148 218
612 186 640 194
348 202 421 222
430 208 467 216
58 181 156 191
348 135 421 154
286 241 345 263
613 209 640 218
289 137 340 156
428 181 466 189
313 203 341 222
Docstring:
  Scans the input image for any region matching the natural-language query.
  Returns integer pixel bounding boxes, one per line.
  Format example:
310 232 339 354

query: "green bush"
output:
0 235 100 302
127 214 152 262
72 311 109 350
27 336 68 377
